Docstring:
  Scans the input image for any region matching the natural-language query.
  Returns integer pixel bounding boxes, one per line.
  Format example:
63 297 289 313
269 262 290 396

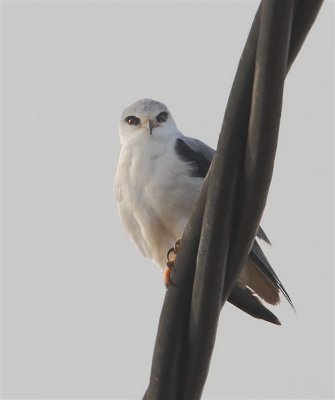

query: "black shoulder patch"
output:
174 138 212 178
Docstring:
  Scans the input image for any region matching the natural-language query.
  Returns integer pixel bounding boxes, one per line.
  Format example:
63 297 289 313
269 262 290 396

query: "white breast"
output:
114 133 203 268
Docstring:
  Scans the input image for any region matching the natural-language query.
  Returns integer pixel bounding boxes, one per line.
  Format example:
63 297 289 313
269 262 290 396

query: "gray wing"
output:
174 136 215 178
174 137 272 240
174 136 271 243
174 136 294 312
257 225 271 245
229 286 281 325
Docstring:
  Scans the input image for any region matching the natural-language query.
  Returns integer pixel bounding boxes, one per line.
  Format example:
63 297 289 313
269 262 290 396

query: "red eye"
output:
125 116 140 126
156 111 169 123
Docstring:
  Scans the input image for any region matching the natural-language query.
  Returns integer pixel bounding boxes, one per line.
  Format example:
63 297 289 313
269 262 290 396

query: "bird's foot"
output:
164 239 181 288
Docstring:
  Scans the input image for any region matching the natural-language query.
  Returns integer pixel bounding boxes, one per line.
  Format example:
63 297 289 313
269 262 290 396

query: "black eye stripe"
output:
125 115 140 126
156 111 169 123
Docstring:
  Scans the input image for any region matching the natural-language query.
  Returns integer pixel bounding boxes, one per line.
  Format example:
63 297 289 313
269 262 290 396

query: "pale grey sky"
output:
1 1 334 399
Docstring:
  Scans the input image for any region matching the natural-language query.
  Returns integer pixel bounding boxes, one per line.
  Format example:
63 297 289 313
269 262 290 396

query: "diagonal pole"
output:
143 1 324 399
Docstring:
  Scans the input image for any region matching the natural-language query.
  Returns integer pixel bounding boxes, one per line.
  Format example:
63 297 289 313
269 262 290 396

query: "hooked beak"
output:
145 119 153 135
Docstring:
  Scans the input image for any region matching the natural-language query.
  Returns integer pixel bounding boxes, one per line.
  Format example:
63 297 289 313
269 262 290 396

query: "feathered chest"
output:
114 137 203 235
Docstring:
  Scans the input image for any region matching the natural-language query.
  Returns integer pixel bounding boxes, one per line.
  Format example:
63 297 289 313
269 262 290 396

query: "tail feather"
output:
250 240 295 310
244 259 280 306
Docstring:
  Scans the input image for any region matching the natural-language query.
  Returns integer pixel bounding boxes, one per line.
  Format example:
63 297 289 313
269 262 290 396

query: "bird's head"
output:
118 98 178 145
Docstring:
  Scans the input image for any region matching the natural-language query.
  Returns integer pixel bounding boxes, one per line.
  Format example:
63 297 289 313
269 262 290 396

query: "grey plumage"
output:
174 136 294 317
115 99 294 326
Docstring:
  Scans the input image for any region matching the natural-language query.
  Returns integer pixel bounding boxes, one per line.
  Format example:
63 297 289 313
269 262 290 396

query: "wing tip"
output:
229 286 283 326
257 226 272 246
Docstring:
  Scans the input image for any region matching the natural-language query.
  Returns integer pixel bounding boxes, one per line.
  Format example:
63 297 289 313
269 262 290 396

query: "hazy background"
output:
1 1 334 399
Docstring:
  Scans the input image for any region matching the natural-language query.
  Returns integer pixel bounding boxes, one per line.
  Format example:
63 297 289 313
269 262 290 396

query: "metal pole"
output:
143 1 324 399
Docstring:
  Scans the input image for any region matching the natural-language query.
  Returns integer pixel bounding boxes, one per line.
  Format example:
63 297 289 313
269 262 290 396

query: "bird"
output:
114 98 294 325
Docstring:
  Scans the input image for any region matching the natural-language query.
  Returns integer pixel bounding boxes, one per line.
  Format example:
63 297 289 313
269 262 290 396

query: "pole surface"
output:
143 1 324 399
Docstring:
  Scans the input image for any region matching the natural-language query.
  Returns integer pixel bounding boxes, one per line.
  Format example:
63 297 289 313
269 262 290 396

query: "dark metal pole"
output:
143 1 324 399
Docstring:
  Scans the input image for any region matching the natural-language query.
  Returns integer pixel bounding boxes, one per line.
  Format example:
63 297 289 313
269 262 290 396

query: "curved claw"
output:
164 238 181 288
163 266 172 288
166 260 175 270
167 247 175 262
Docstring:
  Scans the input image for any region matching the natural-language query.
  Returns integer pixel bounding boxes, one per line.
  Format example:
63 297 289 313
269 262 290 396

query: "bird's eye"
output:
156 111 169 123
125 116 140 126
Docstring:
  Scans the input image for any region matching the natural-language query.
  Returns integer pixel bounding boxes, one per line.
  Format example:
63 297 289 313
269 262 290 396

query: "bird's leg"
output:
164 239 181 288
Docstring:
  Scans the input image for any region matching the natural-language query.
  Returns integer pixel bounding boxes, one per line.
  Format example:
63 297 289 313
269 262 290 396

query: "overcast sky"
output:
1 1 334 399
